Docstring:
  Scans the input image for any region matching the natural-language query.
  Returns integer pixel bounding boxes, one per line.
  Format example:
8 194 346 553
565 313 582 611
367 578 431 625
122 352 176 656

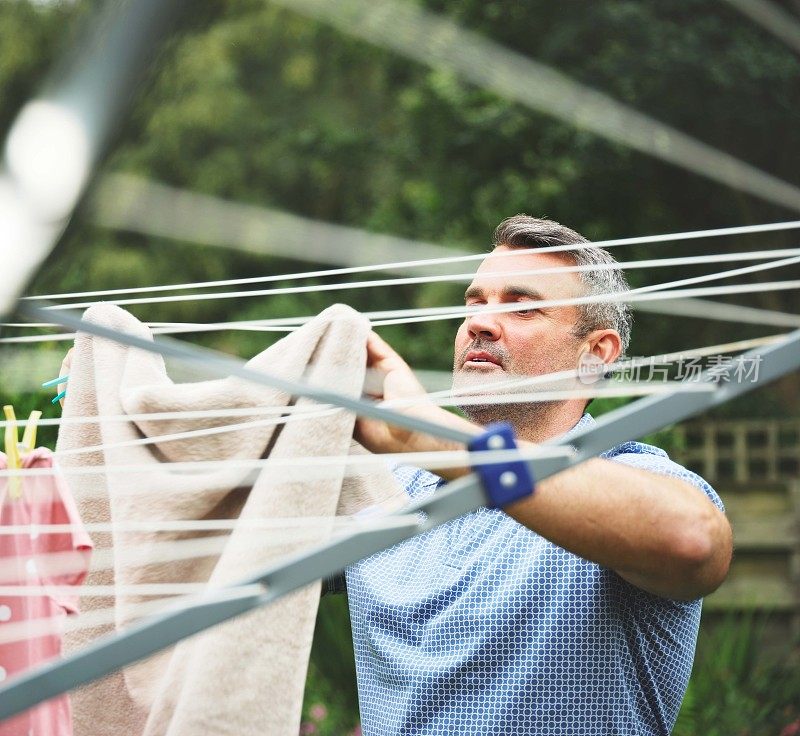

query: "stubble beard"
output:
454 376 559 429
451 348 559 431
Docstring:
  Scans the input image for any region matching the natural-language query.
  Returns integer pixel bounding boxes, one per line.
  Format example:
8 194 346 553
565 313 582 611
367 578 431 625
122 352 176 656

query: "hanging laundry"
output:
0 447 93 736
55 303 406 736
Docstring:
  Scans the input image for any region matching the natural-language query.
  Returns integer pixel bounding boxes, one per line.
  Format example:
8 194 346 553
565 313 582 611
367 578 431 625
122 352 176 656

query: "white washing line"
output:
143 276 800 333
15 380 716 431
8 334 756 459
33 248 800 311
0 333 779 433
425 334 785 399
632 298 800 329
0 445 575 480
0 334 784 463
0 583 219 597
0 404 340 429
44 382 713 460
370 278 800 328
0 537 230 599
52 409 339 458
0 514 417 536
53 406 344 457
0 446 572 488
128 261 800 329
628 253 800 294
20 219 800 302
5 274 800 345
0 518 397 555
0 529 350 592
0 584 268 646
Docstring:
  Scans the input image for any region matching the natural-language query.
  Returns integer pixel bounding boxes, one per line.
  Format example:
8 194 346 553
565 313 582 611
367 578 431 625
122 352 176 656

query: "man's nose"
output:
466 310 502 341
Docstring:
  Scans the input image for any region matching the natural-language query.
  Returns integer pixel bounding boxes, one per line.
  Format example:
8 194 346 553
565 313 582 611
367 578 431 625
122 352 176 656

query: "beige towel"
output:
57 303 407 736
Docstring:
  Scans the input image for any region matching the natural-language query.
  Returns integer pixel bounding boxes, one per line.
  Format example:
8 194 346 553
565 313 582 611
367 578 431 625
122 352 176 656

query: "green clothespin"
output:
42 374 68 404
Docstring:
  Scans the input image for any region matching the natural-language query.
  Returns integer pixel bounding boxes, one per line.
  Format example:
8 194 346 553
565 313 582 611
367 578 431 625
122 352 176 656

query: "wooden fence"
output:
672 420 800 639
674 419 800 483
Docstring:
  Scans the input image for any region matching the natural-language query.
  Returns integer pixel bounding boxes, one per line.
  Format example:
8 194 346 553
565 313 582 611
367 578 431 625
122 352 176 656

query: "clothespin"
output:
21 410 42 454
3 406 22 499
3 407 42 500
42 374 68 405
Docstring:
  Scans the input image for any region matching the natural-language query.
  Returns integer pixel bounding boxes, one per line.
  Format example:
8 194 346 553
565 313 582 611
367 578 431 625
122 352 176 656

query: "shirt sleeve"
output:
603 442 725 605
604 442 724 513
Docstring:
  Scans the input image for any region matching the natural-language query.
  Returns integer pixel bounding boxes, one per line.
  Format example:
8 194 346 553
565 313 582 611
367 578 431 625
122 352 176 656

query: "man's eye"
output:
515 308 537 316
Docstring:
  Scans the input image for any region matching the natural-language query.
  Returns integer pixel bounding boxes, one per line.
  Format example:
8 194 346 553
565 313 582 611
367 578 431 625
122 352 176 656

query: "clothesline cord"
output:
45 382 714 460
34 248 800 311
1 445 575 479
0 333 782 433
0 584 268 646
175 275 795 332
0 514 421 535
5 276 800 344
21 218 800 302
25 332 778 466
18 301 481 448
370 278 800 328
424 334 784 398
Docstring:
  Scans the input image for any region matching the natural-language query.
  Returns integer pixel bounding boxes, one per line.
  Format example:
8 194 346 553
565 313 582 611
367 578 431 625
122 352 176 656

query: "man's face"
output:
452 246 586 401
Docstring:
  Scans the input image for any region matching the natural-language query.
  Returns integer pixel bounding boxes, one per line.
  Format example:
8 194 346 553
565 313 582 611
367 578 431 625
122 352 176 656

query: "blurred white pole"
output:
92 173 463 271
278 0 800 213
722 0 800 57
0 0 192 319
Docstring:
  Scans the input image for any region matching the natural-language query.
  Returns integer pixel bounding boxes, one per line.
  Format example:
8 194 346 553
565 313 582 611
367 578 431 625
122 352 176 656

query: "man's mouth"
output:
463 350 503 367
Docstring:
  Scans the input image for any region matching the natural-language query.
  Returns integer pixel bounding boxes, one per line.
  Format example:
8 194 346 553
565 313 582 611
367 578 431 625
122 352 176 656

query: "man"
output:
350 215 732 735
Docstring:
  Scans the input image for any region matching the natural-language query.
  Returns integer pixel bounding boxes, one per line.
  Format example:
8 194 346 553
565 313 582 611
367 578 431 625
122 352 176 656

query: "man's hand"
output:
355 332 477 468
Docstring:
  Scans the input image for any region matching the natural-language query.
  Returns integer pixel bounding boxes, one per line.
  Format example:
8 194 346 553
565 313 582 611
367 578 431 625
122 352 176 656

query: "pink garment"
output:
0 447 92 736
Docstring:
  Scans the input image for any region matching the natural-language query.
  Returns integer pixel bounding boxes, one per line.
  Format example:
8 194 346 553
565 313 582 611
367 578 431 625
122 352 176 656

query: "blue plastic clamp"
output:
468 422 535 508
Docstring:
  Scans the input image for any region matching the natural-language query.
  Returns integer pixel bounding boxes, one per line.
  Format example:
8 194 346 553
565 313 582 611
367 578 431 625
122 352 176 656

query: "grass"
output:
673 612 800 736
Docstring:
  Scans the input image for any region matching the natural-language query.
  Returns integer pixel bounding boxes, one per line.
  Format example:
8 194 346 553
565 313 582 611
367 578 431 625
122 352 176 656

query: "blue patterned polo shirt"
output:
344 414 723 735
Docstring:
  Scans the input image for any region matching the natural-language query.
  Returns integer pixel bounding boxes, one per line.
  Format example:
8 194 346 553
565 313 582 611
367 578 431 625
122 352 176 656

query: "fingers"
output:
58 348 73 410
59 347 73 375
363 367 386 399
365 331 407 370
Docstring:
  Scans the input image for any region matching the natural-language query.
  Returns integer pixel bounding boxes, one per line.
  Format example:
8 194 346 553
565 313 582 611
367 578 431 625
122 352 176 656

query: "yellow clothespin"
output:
21 410 42 454
2 408 39 500
3 406 22 499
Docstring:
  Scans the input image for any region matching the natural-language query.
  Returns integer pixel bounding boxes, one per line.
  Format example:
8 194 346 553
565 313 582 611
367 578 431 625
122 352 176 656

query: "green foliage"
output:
673 613 800 736
301 595 361 735
0 1 78 133
586 396 686 456
6 0 794 414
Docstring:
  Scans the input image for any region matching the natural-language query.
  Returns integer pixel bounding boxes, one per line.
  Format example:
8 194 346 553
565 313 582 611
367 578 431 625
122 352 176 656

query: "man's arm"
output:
503 458 732 601
356 332 733 601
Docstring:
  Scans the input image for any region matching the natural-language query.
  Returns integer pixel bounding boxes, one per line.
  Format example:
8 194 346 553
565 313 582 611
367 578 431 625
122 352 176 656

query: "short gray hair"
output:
492 215 632 354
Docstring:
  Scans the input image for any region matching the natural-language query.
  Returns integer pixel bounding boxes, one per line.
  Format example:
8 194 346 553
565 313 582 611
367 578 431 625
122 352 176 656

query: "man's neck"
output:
465 401 586 444
513 402 586 444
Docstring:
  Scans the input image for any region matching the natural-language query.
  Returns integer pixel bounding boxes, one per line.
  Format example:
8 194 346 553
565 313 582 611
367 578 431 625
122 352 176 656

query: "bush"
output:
674 613 800 736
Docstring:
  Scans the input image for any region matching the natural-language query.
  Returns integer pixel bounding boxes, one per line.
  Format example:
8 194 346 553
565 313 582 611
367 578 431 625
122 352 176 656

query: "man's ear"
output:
587 329 622 365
